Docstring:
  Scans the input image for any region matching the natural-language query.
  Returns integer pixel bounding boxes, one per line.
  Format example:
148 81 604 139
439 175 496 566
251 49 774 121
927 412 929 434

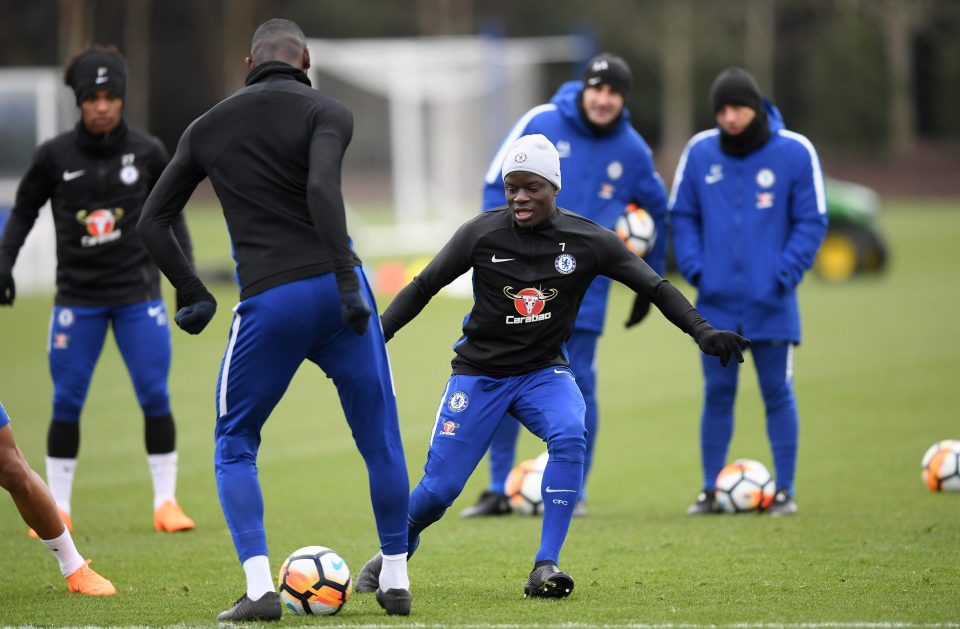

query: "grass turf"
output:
0 198 958 626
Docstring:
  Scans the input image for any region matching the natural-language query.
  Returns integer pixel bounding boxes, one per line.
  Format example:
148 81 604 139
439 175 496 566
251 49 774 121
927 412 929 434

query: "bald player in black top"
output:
139 18 411 620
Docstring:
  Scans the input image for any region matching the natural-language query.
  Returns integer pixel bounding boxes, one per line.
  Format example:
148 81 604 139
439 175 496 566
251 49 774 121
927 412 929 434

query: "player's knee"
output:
421 475 464 509
0 452 32 494
51 397 83 422
704 379 737 407
139 391 171 418
214 436 260 467
547 434 586 464
759 379 795 411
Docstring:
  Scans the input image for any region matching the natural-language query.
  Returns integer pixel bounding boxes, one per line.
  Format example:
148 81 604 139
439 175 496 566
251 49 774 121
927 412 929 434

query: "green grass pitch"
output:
0 199 958 626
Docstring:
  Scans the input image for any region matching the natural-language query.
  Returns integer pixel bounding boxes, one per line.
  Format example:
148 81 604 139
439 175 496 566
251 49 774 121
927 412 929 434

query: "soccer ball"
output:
614 204 656 257
715 459 775 513
921 440 960 492
505 451 549 515
277 546 351 615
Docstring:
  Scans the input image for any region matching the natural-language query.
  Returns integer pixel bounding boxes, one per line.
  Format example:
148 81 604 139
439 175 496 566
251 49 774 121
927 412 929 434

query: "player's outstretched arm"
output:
645 279 749 366
598 230 749 365
380 220 476 341
380 281 431 342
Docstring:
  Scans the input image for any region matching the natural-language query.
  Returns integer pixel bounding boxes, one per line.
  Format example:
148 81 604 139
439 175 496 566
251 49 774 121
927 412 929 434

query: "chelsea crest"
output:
555 253 576 275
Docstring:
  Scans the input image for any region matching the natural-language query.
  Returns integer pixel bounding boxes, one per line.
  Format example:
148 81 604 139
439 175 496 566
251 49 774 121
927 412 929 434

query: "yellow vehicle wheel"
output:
815 231 859 282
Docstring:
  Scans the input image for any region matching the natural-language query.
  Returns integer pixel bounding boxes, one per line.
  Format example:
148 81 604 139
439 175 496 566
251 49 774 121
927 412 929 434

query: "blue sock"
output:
534 459 582 564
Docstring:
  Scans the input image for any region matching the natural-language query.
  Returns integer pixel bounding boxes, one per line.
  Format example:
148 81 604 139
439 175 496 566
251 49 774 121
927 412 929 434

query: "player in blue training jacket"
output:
670 68 827 516
463 53 669 517
354 134 747 600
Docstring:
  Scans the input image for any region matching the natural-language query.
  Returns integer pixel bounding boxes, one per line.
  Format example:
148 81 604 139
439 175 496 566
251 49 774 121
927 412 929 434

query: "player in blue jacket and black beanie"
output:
463 53 668 517
670 68 828 516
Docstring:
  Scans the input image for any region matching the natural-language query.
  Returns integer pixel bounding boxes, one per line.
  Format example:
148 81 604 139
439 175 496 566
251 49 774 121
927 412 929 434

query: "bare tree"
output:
660 0 693 179
417 0 474 35
878 0 923 154
222 0 259 94
59 0 94 62
744 0 775 97
124 0 152 129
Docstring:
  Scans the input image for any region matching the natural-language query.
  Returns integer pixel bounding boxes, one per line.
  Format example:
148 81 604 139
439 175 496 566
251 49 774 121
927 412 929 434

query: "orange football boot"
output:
28 508 73 539
66 560 116 596
154 499 195 532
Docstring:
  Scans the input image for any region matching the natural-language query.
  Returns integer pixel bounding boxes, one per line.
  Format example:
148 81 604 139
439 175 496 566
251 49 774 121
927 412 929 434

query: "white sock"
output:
147 451 178 510
41 527 85 576
379 553 409 591
45 457 76 514
243 555 275 600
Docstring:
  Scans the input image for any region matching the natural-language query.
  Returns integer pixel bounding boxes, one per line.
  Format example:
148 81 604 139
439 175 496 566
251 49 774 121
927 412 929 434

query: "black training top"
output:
0 120 192 306
381 207 712 376
138 61 361 304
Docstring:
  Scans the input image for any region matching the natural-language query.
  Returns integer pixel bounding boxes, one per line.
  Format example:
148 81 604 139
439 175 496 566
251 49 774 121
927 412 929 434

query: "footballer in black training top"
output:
356 134 749 601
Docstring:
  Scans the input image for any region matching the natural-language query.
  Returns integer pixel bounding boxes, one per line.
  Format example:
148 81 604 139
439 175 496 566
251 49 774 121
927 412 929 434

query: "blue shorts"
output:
0 401 9 429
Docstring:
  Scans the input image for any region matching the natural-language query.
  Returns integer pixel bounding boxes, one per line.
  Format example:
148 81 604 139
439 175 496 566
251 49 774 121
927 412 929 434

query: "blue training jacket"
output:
481 80 668 335
669 101 828 344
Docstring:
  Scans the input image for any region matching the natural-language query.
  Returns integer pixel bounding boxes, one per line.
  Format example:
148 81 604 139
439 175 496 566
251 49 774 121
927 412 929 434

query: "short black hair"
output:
250 18 307 66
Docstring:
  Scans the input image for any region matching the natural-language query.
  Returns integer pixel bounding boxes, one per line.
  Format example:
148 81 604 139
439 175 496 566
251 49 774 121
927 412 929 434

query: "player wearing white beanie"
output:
501 134 562 191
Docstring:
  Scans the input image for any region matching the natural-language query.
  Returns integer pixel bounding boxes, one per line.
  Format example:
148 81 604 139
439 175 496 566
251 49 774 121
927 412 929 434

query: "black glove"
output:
625 294 651 328
174 299 217 335
175 291 188 313
696 329 750 367
340 290 371 336
0 262 14 306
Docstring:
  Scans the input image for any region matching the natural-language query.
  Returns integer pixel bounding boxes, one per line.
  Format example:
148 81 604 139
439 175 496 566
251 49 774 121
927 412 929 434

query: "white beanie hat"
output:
501 134 562 191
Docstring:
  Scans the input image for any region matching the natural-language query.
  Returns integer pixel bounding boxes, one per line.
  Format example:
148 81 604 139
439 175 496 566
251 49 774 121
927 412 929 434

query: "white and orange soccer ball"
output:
921 440 960 492
614 204 656 257
715 459 775 513
505 451 549 515
277 546 352 616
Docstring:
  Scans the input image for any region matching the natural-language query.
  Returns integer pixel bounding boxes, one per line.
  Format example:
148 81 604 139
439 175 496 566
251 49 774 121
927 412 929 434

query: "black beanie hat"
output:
709 67 762 113
582 53 632 97
65 48 127 105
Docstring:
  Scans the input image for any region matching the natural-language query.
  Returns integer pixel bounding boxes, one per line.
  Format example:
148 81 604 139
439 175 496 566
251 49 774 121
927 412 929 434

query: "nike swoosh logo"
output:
544 487 577 493
63 169 85 181
95 77 108 84
332 560 344 570
491 255 515 263
705 173 723 184
147 305 164 317
554 369 574 377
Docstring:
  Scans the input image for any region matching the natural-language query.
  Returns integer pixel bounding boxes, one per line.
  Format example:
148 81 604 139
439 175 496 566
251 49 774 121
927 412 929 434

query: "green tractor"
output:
814 177 888 282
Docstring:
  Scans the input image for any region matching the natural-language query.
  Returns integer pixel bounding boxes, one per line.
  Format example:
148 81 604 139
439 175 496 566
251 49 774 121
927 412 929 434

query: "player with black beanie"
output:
0 44 196 537
709 67 770 156
671 67 828 516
